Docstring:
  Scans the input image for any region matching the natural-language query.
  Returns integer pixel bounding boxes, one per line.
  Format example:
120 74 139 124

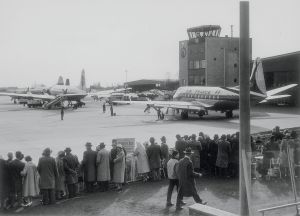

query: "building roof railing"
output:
187 25 221 39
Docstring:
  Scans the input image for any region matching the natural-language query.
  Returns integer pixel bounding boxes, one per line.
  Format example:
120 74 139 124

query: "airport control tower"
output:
179 25 252 87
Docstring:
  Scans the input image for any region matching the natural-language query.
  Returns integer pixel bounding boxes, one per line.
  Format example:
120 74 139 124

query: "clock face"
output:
181 47 187 58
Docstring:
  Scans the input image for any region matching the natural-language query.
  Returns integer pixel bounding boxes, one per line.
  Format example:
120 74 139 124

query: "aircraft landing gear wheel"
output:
225 110 233 118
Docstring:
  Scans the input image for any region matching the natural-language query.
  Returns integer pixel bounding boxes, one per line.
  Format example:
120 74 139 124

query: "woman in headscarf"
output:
55 151 66 200
20 156 40 206
133 142 150 182
113 144 126 191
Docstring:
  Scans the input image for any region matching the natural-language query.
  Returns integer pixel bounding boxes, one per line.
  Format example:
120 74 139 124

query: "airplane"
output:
0 75 87 109
89 87 133 101
113 58 298 119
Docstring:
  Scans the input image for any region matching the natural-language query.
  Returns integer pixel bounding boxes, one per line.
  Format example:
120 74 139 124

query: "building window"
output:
194 60 200 69
234 63 238 68
189 61 194 69
201 60 207 68
214 57 217 61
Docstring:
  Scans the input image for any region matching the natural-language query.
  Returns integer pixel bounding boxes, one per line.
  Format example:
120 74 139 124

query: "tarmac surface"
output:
0 96 300 216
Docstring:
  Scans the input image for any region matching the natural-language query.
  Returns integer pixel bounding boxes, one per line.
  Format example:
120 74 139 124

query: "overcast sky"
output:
0 0 299 87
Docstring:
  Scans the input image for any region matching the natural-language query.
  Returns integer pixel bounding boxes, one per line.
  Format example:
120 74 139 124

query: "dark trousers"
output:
166 179 179 204
41 189 55 205
85 182 94 193
151 168 161 181
217 167 228 177
67 184 76 198
176 188 202 207
98 181 109 191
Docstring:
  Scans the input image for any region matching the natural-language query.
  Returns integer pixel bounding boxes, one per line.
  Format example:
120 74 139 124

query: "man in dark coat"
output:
82 142 97 192
175 134 186 160
160 136 169 179
146 137 162 181
175 147 206 210
9 151 25 207
0 155 9 209
102 102 106 113
110 140 118 183
110 104 114 116
38 148 58 205
64 147 79 198
61 106 64 120
208 134 219 176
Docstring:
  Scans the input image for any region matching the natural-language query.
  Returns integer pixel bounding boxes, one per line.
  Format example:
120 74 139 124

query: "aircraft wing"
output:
259 94 291 103
0 92 55 100
113 100 213 111
266 84 298 96
59 93 87 100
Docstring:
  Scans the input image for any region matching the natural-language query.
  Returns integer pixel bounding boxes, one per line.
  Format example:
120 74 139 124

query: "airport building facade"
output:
261 51 300 106
179 25 252 87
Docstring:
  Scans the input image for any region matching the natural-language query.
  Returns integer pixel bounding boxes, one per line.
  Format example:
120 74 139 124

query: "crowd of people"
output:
0 127 299 211
253 126 300 179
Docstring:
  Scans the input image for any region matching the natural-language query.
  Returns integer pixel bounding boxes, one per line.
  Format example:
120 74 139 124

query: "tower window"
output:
214 58 217 61
234 63 238 68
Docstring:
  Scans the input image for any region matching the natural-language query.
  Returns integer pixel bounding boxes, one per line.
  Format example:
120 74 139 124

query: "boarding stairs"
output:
44 96 62 109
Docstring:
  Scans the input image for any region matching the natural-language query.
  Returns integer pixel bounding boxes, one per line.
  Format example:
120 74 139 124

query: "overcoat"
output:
64 154 79 184
134 143 150 174
176 157 199 197
37 156 58 189
146 144 162 170
160 143 169 168
21 161 40 197
175 140 187 159
10 159 25 193
216 140 231 168
96 148 111 181
187 141 201 169
229 137 239 165
55 157 66 191
82 150 97 182
113 150 125 183
0 159 9 200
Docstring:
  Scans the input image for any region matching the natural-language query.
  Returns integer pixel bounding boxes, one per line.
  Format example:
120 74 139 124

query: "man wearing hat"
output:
175 134 186 160
9 151 25 207
146 137 162 181
64 147 80 198
160 136 169 179
96 143 111 192
37 148 58 205
113 144 126 191
82 142 97 193
188 134 202 172
166 150 179 207
175 147 206 210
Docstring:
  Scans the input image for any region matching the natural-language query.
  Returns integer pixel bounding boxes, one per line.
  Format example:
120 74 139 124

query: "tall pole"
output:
239 1 252 216
125 70 128 89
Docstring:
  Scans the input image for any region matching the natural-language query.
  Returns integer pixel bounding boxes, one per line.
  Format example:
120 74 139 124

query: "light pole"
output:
125 70 128 88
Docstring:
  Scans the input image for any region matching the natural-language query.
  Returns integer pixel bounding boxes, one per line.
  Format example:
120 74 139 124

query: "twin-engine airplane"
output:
113 58 297 119
0 76 87 109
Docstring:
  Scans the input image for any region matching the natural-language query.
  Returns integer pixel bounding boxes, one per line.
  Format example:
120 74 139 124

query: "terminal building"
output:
179 25 299 107
261 51 300 106
179 25 251 87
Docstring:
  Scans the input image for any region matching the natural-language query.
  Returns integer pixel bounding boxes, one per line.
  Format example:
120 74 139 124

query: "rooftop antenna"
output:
230 25 234 37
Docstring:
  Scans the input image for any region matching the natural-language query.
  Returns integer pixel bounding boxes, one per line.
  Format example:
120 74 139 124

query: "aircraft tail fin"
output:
65 79 70 86
57 76 64 85
250 58 267 96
